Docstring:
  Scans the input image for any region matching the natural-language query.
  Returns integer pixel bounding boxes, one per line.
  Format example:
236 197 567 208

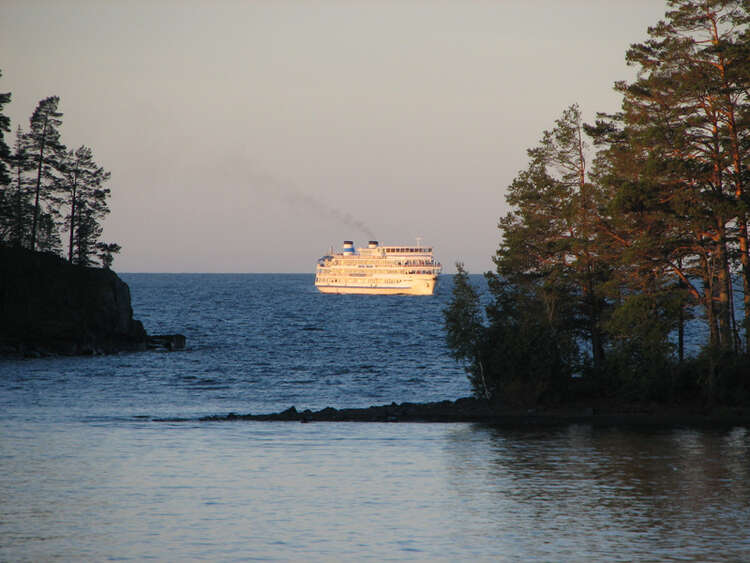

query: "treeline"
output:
445 0 750 407
0 72 119 267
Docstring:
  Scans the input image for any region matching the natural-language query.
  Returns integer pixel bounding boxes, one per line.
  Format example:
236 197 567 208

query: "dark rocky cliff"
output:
0 246 148 356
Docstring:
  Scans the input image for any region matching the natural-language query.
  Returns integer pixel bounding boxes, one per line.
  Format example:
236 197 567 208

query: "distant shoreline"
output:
172 397 750 428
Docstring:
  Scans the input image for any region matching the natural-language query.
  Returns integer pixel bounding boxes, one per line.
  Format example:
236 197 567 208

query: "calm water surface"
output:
1 274 749 561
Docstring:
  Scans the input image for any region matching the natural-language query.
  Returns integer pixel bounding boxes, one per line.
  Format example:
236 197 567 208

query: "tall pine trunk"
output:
702 260 717 405
716 227 733 351
68 190 76 262
67 163 78 262
740 219 750 352
700 249 719 350
719 56 748 353
13 158 23 246
724 104 748 353
30 115 47 251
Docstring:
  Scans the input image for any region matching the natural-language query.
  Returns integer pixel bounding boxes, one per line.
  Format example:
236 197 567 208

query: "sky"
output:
2 0 669 273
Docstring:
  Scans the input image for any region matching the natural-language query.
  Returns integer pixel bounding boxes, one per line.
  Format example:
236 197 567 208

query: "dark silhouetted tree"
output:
443 263 489 399
27 96 64 251
0 70 13 241
0 70 11 188
58 145 111 264
96 242 121 269
496 104 611 374
1 127 35 246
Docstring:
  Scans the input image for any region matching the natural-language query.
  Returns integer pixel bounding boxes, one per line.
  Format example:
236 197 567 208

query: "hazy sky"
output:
2 0 668 273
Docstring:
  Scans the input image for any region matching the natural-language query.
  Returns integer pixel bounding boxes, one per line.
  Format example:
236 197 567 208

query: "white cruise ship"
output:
315 240 442 295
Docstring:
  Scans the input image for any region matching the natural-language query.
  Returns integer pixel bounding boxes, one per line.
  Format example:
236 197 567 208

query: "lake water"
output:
2 274 749 561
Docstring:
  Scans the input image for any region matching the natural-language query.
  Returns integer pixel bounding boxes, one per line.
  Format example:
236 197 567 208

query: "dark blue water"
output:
1 274 470 423
2 274 750 561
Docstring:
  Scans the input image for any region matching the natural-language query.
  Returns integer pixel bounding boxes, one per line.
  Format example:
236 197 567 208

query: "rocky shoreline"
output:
189 397 750 428
0 246 184 357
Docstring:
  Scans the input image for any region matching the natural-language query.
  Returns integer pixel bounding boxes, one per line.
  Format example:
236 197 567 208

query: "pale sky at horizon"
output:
2 0 668 273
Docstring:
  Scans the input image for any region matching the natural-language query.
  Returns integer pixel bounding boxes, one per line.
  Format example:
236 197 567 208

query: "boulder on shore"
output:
148 334 186 351
0 246 150 357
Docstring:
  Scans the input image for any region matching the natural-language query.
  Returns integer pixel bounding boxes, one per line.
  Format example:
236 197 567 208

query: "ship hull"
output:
315 276 437 296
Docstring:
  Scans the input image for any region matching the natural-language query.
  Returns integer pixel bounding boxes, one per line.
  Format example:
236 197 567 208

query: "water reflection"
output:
3 421 750 561
444 424 750 561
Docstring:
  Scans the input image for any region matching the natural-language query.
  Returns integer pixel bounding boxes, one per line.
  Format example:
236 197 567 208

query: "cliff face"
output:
0 246 148 356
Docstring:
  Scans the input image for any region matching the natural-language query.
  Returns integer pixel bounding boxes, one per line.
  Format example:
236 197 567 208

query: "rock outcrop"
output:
147 334 187 351
192 397 750 427
0 246 149 356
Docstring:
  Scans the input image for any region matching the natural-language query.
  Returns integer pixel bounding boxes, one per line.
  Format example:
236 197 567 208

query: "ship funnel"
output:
368 240 378 249
342 240 355 254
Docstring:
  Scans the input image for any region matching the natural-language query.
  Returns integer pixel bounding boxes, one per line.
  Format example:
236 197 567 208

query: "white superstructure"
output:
315 240 442 295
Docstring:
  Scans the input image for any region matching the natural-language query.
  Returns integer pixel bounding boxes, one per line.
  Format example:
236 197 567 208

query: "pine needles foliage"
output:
445 0 750 408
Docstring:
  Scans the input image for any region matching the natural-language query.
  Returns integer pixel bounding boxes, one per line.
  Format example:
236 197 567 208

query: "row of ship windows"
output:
327 260 436 266
368 260 435 266
319 270 436 275
316 278 407 285
318 272 433 280
321 265 439 271
384 248 432 254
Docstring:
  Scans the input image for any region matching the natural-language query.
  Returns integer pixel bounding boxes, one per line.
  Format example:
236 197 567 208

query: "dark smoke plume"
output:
249 170 376 239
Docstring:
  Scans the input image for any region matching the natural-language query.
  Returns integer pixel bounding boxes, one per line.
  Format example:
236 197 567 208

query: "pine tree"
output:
0 70 12 241
444 106 603 405
95 242 121 269
27 96 64 251
654 0 750 352
496 104 610 373
0 70 11 188
2 127 35 246
72 192 109 266
443 263 489 399
587 113 694 379
58 145 111 264
590 0 750 355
